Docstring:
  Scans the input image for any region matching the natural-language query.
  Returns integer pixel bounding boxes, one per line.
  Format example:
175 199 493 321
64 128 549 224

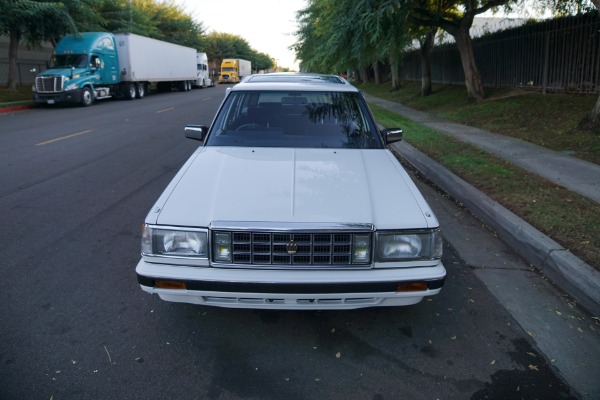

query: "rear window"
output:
206 91 383 149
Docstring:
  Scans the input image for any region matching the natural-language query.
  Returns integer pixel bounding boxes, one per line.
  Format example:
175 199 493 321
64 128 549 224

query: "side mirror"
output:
185 125 209 142
382 128 403 144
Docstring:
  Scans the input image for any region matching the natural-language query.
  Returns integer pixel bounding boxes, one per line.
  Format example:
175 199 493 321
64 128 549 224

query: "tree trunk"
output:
419 29 436 96
452 25 485 101
390 57 400 90
359 67 369 83
372 61 381 85
6 30 22 91
591 93 600 123
360 68 369 84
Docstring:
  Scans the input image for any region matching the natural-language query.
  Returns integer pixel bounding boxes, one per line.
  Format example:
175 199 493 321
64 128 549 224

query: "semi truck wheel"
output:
81 87 94 107
136 83 145 99
125 84 136 100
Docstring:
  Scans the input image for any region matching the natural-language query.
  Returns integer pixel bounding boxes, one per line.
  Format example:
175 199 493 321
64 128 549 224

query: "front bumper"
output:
136 259 446 310
33 88 83 105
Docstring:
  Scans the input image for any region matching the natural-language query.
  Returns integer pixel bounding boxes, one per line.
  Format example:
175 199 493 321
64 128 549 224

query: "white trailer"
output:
238 59 251 79
114 33 197 94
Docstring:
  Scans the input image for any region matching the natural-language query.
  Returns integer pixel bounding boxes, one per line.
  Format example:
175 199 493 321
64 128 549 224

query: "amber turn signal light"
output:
155 280 187 290
396 282 428 292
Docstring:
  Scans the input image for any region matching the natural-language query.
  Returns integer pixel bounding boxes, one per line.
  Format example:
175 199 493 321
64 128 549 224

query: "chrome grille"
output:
213 230 372 267
35 76 64 93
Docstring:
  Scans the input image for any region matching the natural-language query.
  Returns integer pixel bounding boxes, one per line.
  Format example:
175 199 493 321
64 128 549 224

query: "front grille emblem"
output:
286 240 298 255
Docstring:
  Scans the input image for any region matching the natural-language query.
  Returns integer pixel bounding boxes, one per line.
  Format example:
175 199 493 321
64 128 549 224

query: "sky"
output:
175 0 307 70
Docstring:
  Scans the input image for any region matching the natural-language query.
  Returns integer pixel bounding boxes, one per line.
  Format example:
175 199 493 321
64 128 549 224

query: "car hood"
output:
150 147 438 230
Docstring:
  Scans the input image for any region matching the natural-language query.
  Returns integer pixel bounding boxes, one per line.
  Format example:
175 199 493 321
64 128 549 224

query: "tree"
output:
98 0 161 37
292 1 329 72
204 32 273 73
129 0 205 48
252 52 274 72
292 0 351 74
418 27 437 96
97 0 205 48
293 0 410 83
362 1 411 89
405 0 516 101
0 0 77 91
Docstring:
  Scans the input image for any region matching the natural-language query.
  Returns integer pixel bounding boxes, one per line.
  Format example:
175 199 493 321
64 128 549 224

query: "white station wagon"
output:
136 73 446 309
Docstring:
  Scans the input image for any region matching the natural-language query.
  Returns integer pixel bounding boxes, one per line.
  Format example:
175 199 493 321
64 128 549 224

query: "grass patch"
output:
359 81 600 164
0 85 33 107
370 103 600 270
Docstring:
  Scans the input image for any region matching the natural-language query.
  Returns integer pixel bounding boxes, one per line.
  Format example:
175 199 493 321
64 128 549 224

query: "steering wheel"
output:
236 123 265 131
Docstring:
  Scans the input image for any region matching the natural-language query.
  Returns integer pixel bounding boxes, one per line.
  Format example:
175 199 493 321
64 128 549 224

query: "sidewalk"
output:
363 94 600 316
365 94 600 204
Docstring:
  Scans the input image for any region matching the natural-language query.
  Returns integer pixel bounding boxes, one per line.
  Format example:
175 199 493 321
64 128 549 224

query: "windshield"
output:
221 67 235 72
51 54 89 69
206 91 383 149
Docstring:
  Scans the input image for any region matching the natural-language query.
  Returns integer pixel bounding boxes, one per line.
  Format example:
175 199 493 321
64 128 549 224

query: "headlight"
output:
376 230 442 261
212 232 231 262
142 225 208 258
353 234 371 263
65 82 79 91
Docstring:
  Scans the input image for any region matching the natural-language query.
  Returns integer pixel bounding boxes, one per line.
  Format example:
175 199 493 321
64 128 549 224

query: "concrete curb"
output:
0 104 33 113
391 140 600 317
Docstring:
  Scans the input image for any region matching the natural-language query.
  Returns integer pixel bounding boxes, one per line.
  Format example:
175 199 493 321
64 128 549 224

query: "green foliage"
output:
0 0 76 41
292 0 411 73
98 0 158 37
1 0 79 89
61 0 106 33
534 0 596 15
204 32 273 72
96 0 205 48
253 52 274 72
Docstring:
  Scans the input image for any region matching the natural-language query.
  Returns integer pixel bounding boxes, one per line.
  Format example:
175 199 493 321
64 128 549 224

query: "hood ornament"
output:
286 240 298 255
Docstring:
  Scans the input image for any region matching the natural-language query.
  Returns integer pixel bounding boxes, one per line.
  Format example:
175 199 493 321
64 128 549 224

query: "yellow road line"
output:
156 107 175 113
35 130 93 146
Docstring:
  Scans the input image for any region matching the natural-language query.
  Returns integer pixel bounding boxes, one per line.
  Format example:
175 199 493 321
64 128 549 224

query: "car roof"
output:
230 72 359 93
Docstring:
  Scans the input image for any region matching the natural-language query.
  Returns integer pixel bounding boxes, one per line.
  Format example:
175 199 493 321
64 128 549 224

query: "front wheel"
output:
81 87 94 107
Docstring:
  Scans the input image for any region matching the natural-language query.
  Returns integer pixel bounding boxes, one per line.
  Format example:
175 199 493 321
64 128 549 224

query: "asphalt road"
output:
0 85 591 400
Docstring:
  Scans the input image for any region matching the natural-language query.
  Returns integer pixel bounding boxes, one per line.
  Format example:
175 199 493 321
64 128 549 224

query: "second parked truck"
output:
33 32 197 106
218 59 251 84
